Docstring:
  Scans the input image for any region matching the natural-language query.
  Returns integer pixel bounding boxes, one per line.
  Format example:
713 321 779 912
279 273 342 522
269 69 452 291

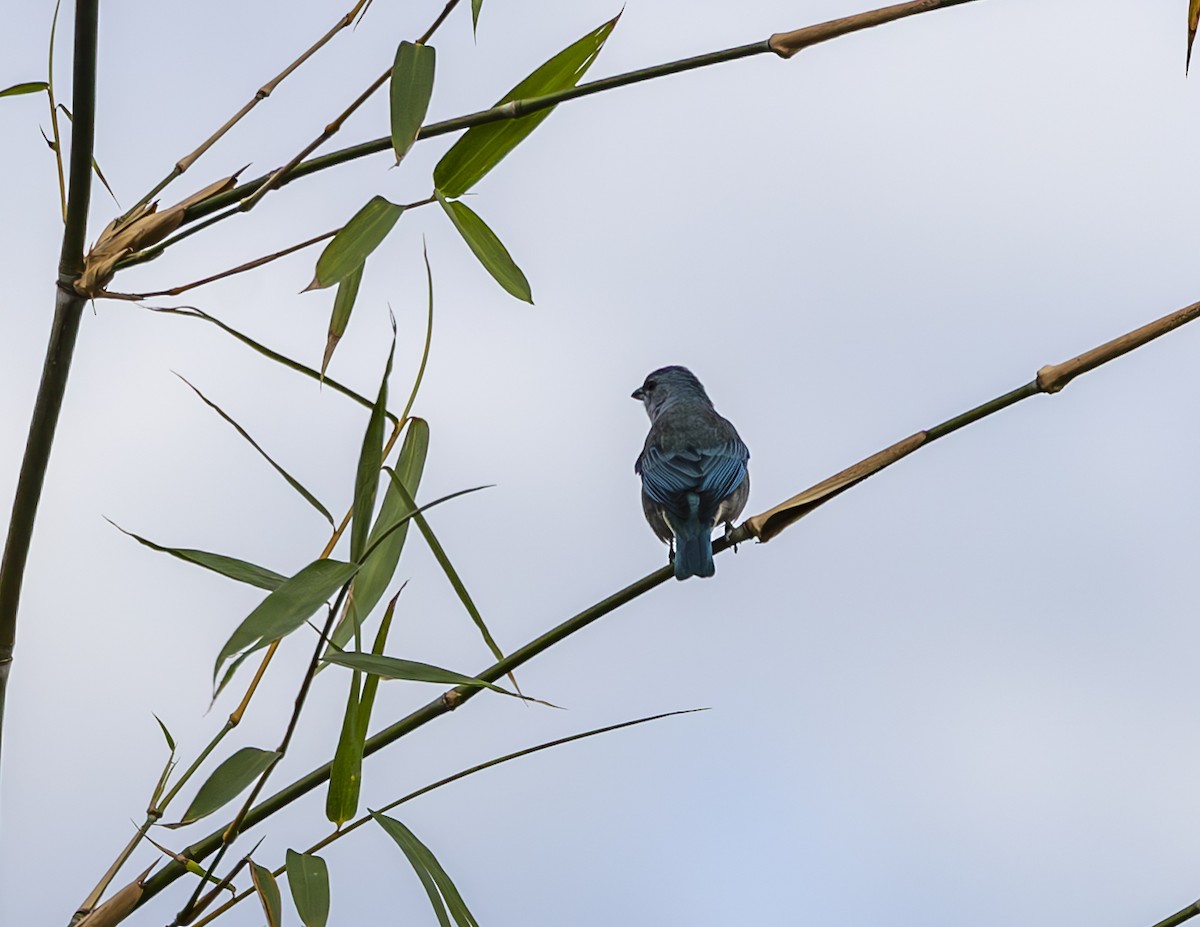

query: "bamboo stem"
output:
178 0 983 227
0 0 99 782
136 290 1200 906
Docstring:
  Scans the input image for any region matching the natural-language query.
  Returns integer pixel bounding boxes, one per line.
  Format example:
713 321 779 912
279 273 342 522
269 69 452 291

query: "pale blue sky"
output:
4 1 1200 925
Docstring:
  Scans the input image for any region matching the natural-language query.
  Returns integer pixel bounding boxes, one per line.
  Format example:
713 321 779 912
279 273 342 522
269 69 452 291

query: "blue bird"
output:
633 366 750 580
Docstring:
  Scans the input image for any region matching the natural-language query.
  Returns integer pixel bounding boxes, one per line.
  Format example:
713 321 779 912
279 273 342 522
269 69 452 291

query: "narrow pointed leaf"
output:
308 196 404 290
351 340 395 564
372 813 478 927
388 476 511 681
325 670 363 827
322 263 362 379
178 376 335 526
371 814 451 927
357 588 400 741
214 559 358 684
212 651 254 705
0 81 49 97
437 194 532 302
285 850 330 927
390 42 436 163
149 306 395 420
55 102 118 204
1190 0 1200 73
471 0 483 33
152 714 176 752
174 747 279 826
110 520 285 591
322 651 518 698
250 862 283 927
433 15 619 197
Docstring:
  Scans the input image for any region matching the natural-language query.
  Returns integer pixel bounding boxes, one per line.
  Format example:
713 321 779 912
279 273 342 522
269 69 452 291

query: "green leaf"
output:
437 194 532 302
250 861 283 927
109 520 285 591
371 813 479 927
357 587 399 740
325 669 363 827
214 559 358 684
174 747 279 826
322 651 517 698
471 0 483 34
388 475 511 681
286 850 330 927
327 420 428 655
433 15 619 197
307 196 404 290
55 103 119 205
351 338 395 564
178 375 335 526
149 306 395 421
390 42 436 164
321 263 362 379
0 81 48 97
152 714 176 752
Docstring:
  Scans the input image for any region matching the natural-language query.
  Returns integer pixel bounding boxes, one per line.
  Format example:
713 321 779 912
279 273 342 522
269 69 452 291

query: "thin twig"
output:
238 0 463 214
107 229 337 300
121 0 374 222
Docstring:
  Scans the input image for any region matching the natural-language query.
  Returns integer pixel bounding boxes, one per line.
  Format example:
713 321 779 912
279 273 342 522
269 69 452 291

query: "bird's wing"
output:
638 438 748 509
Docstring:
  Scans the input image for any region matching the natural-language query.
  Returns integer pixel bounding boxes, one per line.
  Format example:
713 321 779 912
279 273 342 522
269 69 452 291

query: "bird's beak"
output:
631 388 645 401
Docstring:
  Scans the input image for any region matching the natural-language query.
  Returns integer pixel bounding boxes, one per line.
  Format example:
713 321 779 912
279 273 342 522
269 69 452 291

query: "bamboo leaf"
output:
1190 0 1200 73
357 587 400 740
433 14 619 197
285 849 330 927
390 42 436 164
55 102 118 205
0 80 48 97
325 669 363 827
152 714 176 752
351 336 395 564
321 263 362 379
250 861 283 927
213 559 358 684
371 813 478 927
146 306 396 422
371 814 451 927
177 375 335 526
388 476 510 678
322 651 519 700
471 0 483 34
327 420 428 655
173 747 279 826
108 520 285 591
437 194 532 302
307 196 404 290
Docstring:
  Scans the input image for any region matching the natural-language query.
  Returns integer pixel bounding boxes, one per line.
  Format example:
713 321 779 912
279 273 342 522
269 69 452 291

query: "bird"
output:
633 366 750 580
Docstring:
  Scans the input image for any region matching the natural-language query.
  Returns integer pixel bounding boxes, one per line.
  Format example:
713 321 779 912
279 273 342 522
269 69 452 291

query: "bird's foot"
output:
724 522 739 552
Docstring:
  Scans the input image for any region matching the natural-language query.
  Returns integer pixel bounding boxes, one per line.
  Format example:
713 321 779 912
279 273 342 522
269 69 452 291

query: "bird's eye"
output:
644 380 656 390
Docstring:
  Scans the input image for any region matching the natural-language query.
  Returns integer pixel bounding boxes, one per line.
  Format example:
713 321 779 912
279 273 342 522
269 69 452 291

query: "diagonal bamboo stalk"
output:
0 0 99 785
169 0 982 231
135 291 1200 907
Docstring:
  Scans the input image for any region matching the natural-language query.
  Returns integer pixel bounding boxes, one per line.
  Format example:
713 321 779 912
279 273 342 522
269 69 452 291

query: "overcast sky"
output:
4 1 1200 925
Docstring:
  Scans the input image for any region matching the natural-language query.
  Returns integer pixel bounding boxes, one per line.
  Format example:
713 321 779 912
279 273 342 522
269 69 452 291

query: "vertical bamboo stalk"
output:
0 0 99 779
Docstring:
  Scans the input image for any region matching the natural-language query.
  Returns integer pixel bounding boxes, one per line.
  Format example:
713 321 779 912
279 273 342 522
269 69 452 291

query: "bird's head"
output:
632 365 710 418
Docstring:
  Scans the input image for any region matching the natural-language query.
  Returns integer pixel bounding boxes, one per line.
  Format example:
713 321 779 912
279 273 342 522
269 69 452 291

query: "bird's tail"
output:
671 493 714 580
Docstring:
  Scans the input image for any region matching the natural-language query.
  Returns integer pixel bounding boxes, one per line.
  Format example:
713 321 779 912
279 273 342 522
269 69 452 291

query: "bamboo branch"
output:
1149 898 1200 927
135 290 1200 907
0 0 99 780
237 0 463 214
176 0 984 227
122 0 374 222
